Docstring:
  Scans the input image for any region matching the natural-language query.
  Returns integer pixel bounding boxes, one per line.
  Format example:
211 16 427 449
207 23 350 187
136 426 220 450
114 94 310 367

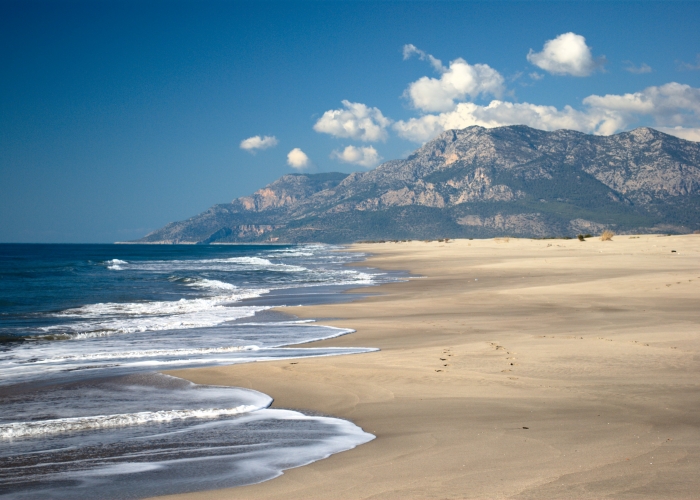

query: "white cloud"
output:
529 72 544 81
394 82 700 142
583 82 700 127
394 100 614 142
403 47 505 112
331 145 382 168
655 127 700 142
239 135 278 152
403 43 444 72
287 148 310 170
313 100 391 142
623 62 652 74
527 32 603 77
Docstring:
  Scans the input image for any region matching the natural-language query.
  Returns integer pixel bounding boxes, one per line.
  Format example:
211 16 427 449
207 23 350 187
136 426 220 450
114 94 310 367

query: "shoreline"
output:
156 235 700 499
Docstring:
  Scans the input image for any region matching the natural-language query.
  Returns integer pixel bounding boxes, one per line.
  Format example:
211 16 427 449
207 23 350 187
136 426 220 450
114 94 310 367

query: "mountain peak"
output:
137 125 700 244
627 127 664 142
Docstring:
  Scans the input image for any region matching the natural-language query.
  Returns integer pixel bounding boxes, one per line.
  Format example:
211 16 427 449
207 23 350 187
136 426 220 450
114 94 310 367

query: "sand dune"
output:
159 234 700 499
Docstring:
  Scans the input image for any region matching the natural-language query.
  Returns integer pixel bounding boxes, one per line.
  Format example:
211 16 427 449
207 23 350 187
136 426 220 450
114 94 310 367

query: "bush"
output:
577 234 585 241
601 230 614 241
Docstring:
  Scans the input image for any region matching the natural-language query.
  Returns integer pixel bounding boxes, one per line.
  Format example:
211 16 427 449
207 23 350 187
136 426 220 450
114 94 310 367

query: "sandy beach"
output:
157 234 700 499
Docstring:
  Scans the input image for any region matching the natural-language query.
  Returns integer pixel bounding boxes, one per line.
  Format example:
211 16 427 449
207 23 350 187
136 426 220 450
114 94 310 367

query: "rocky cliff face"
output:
233 172 349 212
136 125 700 243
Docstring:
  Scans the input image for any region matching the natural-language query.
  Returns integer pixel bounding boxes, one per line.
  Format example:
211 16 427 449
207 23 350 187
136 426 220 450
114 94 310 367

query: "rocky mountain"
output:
136 125 700 243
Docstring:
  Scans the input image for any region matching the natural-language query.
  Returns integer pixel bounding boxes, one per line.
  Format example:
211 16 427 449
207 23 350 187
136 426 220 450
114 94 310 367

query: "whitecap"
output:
54 289 268 318
122 257 307 273
0 404 261 439
43 345 261 362
186 278 237 291
39 290 270 338
105 259 127 271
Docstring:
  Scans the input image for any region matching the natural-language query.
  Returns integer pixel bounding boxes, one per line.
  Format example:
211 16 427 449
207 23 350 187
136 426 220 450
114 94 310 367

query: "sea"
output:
0 243 402 499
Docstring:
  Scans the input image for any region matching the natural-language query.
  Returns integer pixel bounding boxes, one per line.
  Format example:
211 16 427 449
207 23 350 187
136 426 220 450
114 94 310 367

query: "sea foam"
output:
0 404 261 439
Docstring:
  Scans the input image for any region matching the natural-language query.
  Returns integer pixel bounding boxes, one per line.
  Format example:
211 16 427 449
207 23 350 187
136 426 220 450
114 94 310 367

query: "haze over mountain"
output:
136 125 700 243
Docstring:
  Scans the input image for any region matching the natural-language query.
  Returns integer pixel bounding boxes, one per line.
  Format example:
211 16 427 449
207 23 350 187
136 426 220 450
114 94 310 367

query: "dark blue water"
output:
0 244 400 499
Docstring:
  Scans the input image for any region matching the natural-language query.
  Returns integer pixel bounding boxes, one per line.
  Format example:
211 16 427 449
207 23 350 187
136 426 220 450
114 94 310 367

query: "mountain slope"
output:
137 125 700 243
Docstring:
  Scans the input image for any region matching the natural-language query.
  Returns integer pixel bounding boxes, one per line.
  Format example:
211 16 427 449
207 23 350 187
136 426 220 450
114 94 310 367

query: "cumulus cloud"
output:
287 148 310 170
394 101 613 142
403 46 505 112
527 33 603 77
394 82 700 142
313 100 391 142
623 62 652 74
583 82 700 127
239 135 278 152
331 145 382 168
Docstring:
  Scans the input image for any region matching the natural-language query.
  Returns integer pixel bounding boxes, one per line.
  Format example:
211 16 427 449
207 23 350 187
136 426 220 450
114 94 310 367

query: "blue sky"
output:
1 0 699 242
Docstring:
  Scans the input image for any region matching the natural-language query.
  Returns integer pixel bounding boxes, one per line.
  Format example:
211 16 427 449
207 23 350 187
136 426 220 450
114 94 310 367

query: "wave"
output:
269 269 376 288
38 291 270 338
215 256 307 272
224 256 273 265
106 259 128 271
0 405 261 439
43 308 266 339
185 278 237 291
267 250 314 257
42 345 261 362
122 257 307 273
54 289 267 318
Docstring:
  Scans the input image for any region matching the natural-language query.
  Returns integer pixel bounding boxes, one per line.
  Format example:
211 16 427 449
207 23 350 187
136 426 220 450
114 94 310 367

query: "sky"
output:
1 0 699 243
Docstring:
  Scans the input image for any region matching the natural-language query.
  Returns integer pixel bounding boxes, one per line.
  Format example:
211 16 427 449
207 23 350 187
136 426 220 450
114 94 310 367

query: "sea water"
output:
0 244 401 499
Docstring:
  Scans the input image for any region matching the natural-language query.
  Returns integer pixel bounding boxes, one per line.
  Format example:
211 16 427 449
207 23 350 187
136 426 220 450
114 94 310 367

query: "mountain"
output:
136 125 700 243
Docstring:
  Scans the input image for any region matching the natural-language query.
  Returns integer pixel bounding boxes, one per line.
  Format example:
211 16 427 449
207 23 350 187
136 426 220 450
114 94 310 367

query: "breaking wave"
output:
185 278 237 291
39 290 270 338
41 345 261 362
106 259 128 270
0 404 261 439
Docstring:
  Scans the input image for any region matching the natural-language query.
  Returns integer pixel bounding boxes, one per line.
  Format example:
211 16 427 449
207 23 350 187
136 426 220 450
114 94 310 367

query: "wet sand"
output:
157 235 700 499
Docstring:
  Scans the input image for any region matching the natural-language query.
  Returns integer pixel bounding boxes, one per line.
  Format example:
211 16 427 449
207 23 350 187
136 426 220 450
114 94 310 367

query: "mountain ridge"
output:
135 125 700 243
